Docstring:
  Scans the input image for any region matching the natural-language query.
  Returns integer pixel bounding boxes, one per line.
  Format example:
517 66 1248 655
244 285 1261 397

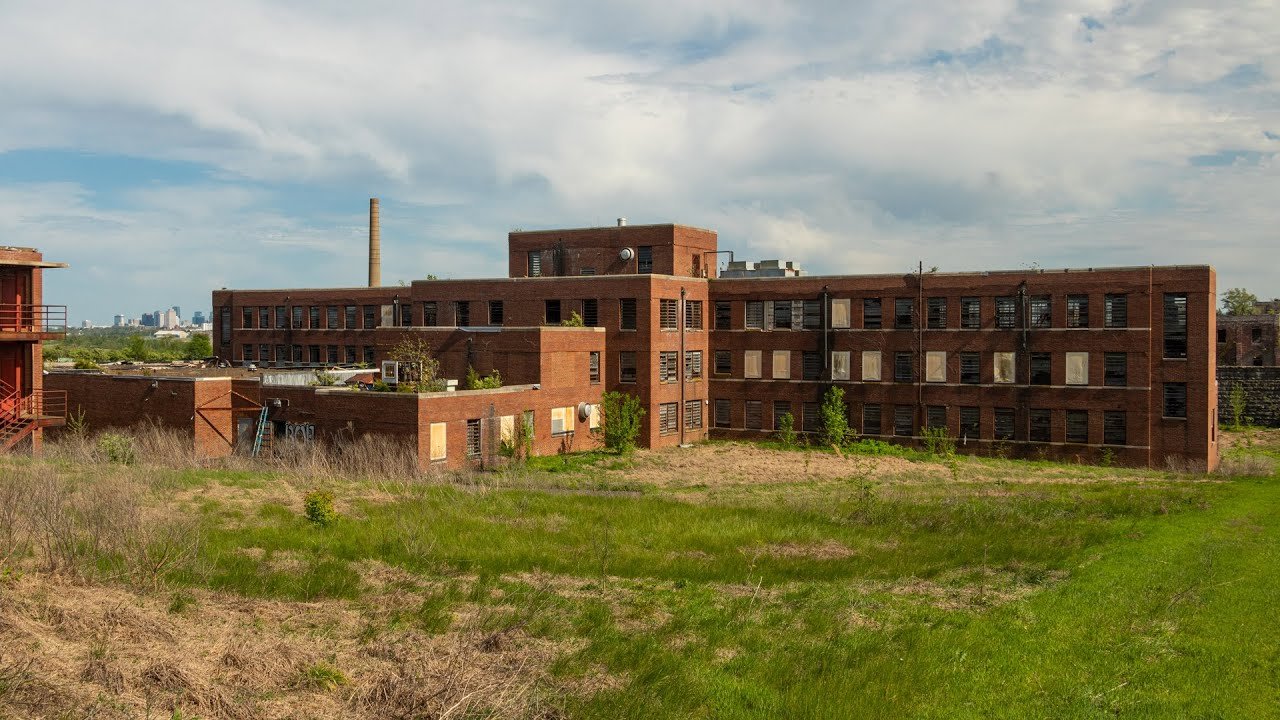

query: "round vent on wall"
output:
577 402 594 422
618 247 634 262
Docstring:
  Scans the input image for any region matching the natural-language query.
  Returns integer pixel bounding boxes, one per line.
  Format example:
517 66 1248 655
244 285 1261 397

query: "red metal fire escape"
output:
0 302 68 452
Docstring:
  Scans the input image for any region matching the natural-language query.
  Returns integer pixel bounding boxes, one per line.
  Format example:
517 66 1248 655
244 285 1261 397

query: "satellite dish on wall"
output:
618 247 634 262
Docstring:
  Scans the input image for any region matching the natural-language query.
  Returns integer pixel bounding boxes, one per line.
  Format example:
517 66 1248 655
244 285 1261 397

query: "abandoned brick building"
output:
201 206 1218 471
1 246 67 452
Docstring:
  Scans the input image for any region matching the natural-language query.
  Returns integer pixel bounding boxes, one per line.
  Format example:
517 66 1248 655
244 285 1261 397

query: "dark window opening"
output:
1029 408 1051 442
219 307 231 345
292 345 303 364
772 300 792 330
545 299 561 325
327 306 339 329
1066 410 1088 443
259 307 271 329
1067 295 1089 328
926 405 946 430
1163 383 1187 418
862 404 882 436
1105 294 1128 328
893 406 913 437
803 351 821 381
637 246 653 273
959 407 980 441
714 399 731 428
863 298 882 329
275 306 287 328
422 302 437 326
895 298 914 329
1104 411 1126 445
344 346 357 364
1163 293 1188 359
309 306 320 329
344 305 357 328
960 297 980 329
773 400 791 431
581 299 598 327
960 352 980 384
802 402 819 432
715 301 731 330
1030 352 1051 385
1251 327 1262 342
1104 352 1127 387
292 306 304 329
326 346 338 364
927 297 947 329
745 400 763 430
620 298 637 330
619 351 637 383
241 307 253 329
362 305 377 329
399 303 412 327
994 408 1015 441
363 346 375 365
894 352 913 383
803 300 821 329
714 350 731 375
455 301 470 327
489 300 504 325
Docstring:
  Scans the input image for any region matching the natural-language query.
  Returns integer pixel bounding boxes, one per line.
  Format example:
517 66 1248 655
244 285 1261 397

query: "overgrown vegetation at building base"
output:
1 428 1278 718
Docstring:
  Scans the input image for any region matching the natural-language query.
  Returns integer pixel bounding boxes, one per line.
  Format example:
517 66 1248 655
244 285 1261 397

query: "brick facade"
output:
1 246 67 454
1216 314 1279 367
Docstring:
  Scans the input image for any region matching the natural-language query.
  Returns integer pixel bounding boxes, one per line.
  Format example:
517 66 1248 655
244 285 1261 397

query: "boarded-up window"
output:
861 351 881 381
994 352 1016 384
994 408 1015 440
714 399 731 428
685 400 702 429
831 351 850 381
1029 409 1051 442
429 422 447 461
589 404 600 429
744 350 762 379
926 351 946 382
658 402 678 434
959 407 980 441
551 406 574 435
772 350 791 379
830 299 851 329
862 404 882 435
1065 352 1089 385
745 301 764 329
499 415 516 444
745 401 763 429
1066 410 1088 443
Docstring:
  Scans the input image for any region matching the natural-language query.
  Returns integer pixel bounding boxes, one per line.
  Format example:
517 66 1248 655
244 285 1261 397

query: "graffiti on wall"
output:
283 422 316 442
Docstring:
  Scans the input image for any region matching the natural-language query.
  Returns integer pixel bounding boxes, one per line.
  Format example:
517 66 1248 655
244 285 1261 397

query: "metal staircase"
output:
0 380 67 452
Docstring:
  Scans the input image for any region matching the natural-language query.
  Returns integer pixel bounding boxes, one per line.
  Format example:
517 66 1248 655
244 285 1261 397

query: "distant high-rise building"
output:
113 314 124 327
161 309 179 329
80 320 93 329
172 305 182 321
141 312 157 327
191 310 206 325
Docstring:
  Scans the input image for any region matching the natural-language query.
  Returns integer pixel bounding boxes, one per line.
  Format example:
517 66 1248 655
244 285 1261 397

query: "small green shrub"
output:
293 661 348 691
819 386 850 448
597 391 645 453
313 371 338 386
1100 447 1116 467
922 426 956 458
561 311 585 327
304 490 339 527
168 590 197 614
1228 383 1249 429
96 432 136 465
777 413 797 448
464 366 503 390
73 358 100 370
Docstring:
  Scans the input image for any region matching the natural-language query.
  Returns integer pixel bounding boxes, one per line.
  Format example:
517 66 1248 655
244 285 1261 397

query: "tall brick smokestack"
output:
368 197 381 287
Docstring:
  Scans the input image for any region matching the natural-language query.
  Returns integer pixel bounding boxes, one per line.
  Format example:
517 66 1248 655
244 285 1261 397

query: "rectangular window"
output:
242 344 254 361
326 346 339 364
455 301 470 327
960 297 981 329
581 299 598 327
1065 352 1089 385
1029 408 1051 442
994 408 1015 441
1104 353 1127 386
589 351 600 383
861 351 882 381
466 419 482 457
620 298 637 330
259 344 270 363
489 300 504 325
925 351 946 383
895 298 914 329
862 404 882 436
1164 383 1187 418
802 351 820 380
831 298 851 329
275 306 287 329
863 298 882 329
773 400 792 431
994 352 1016 384
960 352 980 384
363 305 377 329
685 400 703 429
772 350 791 379
1067 295 1089 328
528 251 541 277
831 351 850 381
241 307 254 329
292 345 303 364
219 307 231 344
685 300 703 330
659 351 678 383
292 306 304 329
658 402 678 434
927 297 947 329
714 350 731 375
745 301 764 329
638 246 653 273
803 300 821 330
1164 293 1188 359
619 351 637 383
714 301 731 330
926 405 946 430
802 402 819 432
259 307 271 329
744 350 762 379
1029 296 1051 327
550 407 572 436
326 305 339 329
659 299 678 330
398 303 411 327
894 406 913 437
1030 352 1051 385
309 306 320 329
1105 294 1128 328
363 346 375 365
421 302 437 326
996 297 1017 329
960 407 980 441
344 305 357 328
275 344 286 365
1104 411 1127 445
429 422 447 461
714 399 731 428
344 346 357 364
545 299 561 325
772 300 792 330
894 352 913 383
745 400 763 430
685 350 703 380
1066 410 1088 443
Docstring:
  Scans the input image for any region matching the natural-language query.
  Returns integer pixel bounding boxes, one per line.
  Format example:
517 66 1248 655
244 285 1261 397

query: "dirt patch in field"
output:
750 540 859 560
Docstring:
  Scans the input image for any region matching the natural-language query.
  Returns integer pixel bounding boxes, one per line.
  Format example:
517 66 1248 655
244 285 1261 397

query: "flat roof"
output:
508 222 718 235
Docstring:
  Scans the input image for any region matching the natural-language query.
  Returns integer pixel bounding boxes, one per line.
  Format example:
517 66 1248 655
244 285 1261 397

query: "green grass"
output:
31 431 1280 718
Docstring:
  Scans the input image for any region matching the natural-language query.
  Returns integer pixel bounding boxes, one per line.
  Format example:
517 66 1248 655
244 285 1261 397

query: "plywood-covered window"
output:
499 415 516 445
861 351 881 382
772 350 791 379
551 406 575 436
744 350 762 379
831 351 850 381
1065 352 1089 385
429 422 447 461
830 298 851 329
993 352 1016 384
925 351 946 383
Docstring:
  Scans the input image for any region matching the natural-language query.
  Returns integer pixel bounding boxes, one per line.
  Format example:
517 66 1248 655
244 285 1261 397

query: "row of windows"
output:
527 245 666 276
242 343 376 366
621 351 704 384
434 409 605 461
656 400 706 434
713 401 1133 444
228 304 405 334
723 350 1127 386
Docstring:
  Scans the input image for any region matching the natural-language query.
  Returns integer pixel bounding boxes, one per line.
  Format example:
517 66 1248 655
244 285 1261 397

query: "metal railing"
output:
0 381 67 434
0 304 68 334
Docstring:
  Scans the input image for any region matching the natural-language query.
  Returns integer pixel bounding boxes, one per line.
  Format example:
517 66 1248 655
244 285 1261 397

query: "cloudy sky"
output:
1 0 1276 324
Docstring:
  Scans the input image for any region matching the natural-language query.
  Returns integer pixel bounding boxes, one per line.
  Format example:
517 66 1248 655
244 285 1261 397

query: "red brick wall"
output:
507 224 717 278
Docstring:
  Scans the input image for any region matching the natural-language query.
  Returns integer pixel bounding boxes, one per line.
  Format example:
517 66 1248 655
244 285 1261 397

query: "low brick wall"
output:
1217 366 1280 428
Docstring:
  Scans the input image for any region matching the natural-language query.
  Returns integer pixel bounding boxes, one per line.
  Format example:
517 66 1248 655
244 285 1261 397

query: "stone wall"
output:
1218 366 1280 427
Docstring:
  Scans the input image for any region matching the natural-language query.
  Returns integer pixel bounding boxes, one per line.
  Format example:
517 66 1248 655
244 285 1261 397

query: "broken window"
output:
293 306 305 329
894 352 913 383
1029 408 1051 442
802 351 820 380
862 404 882 435
455 301 470 326
773 400 792 430
744 350 762 379
803 300 821 329
772 300 792 330
327 306 339 329
959 407 980 441
242 344 254 362
489 300 504 325
993 352 1016 384
895 298 914 329
242 307 254 329
714 350 731 375
638 246 653 273
960 352 980 384
685 350 703 380
275 344 286 365
863 298 882 329
1163 383 1187 418
259 344 270 363
1065 352 1089 385
275 305 287 329
1252 327 1262 342
831 351 850 381
362 305 376 329
715 301 731 330
292 345 303 364
1104 411 1126 445
659 351 678 383
422 302 437 326
466 419 482 457
1029 296 1051 327
1066 295 1089 328
960 297 981 329
619 352 637 383
545 299 561 325
994 407 1015 440
344 305 357 328
581 299 598 327
791 300 805 330
589 351 600 383
326 346 338 364
772 350 791 379
1104 353 1127 387
926 405 946 430
685 400 703 429
685 300 703 330
745 400 763 430
344 346 356 364
258 307 270 329
528 251 541 277
620 298 637 330
894 406 913 436
862 351 882 381
1105 294 1128 328
927 297 947 329
1031 352 1051 385
831 298 851 329
995 297 1017 329
363 346 375 365
660 299 678 330
1163 293 1188 359
309 306 320 329
745 301 764 329
1066 410 1088 443
714 399 731 428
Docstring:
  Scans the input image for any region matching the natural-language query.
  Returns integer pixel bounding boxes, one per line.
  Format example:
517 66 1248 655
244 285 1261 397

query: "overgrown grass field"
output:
2 429 1278 718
